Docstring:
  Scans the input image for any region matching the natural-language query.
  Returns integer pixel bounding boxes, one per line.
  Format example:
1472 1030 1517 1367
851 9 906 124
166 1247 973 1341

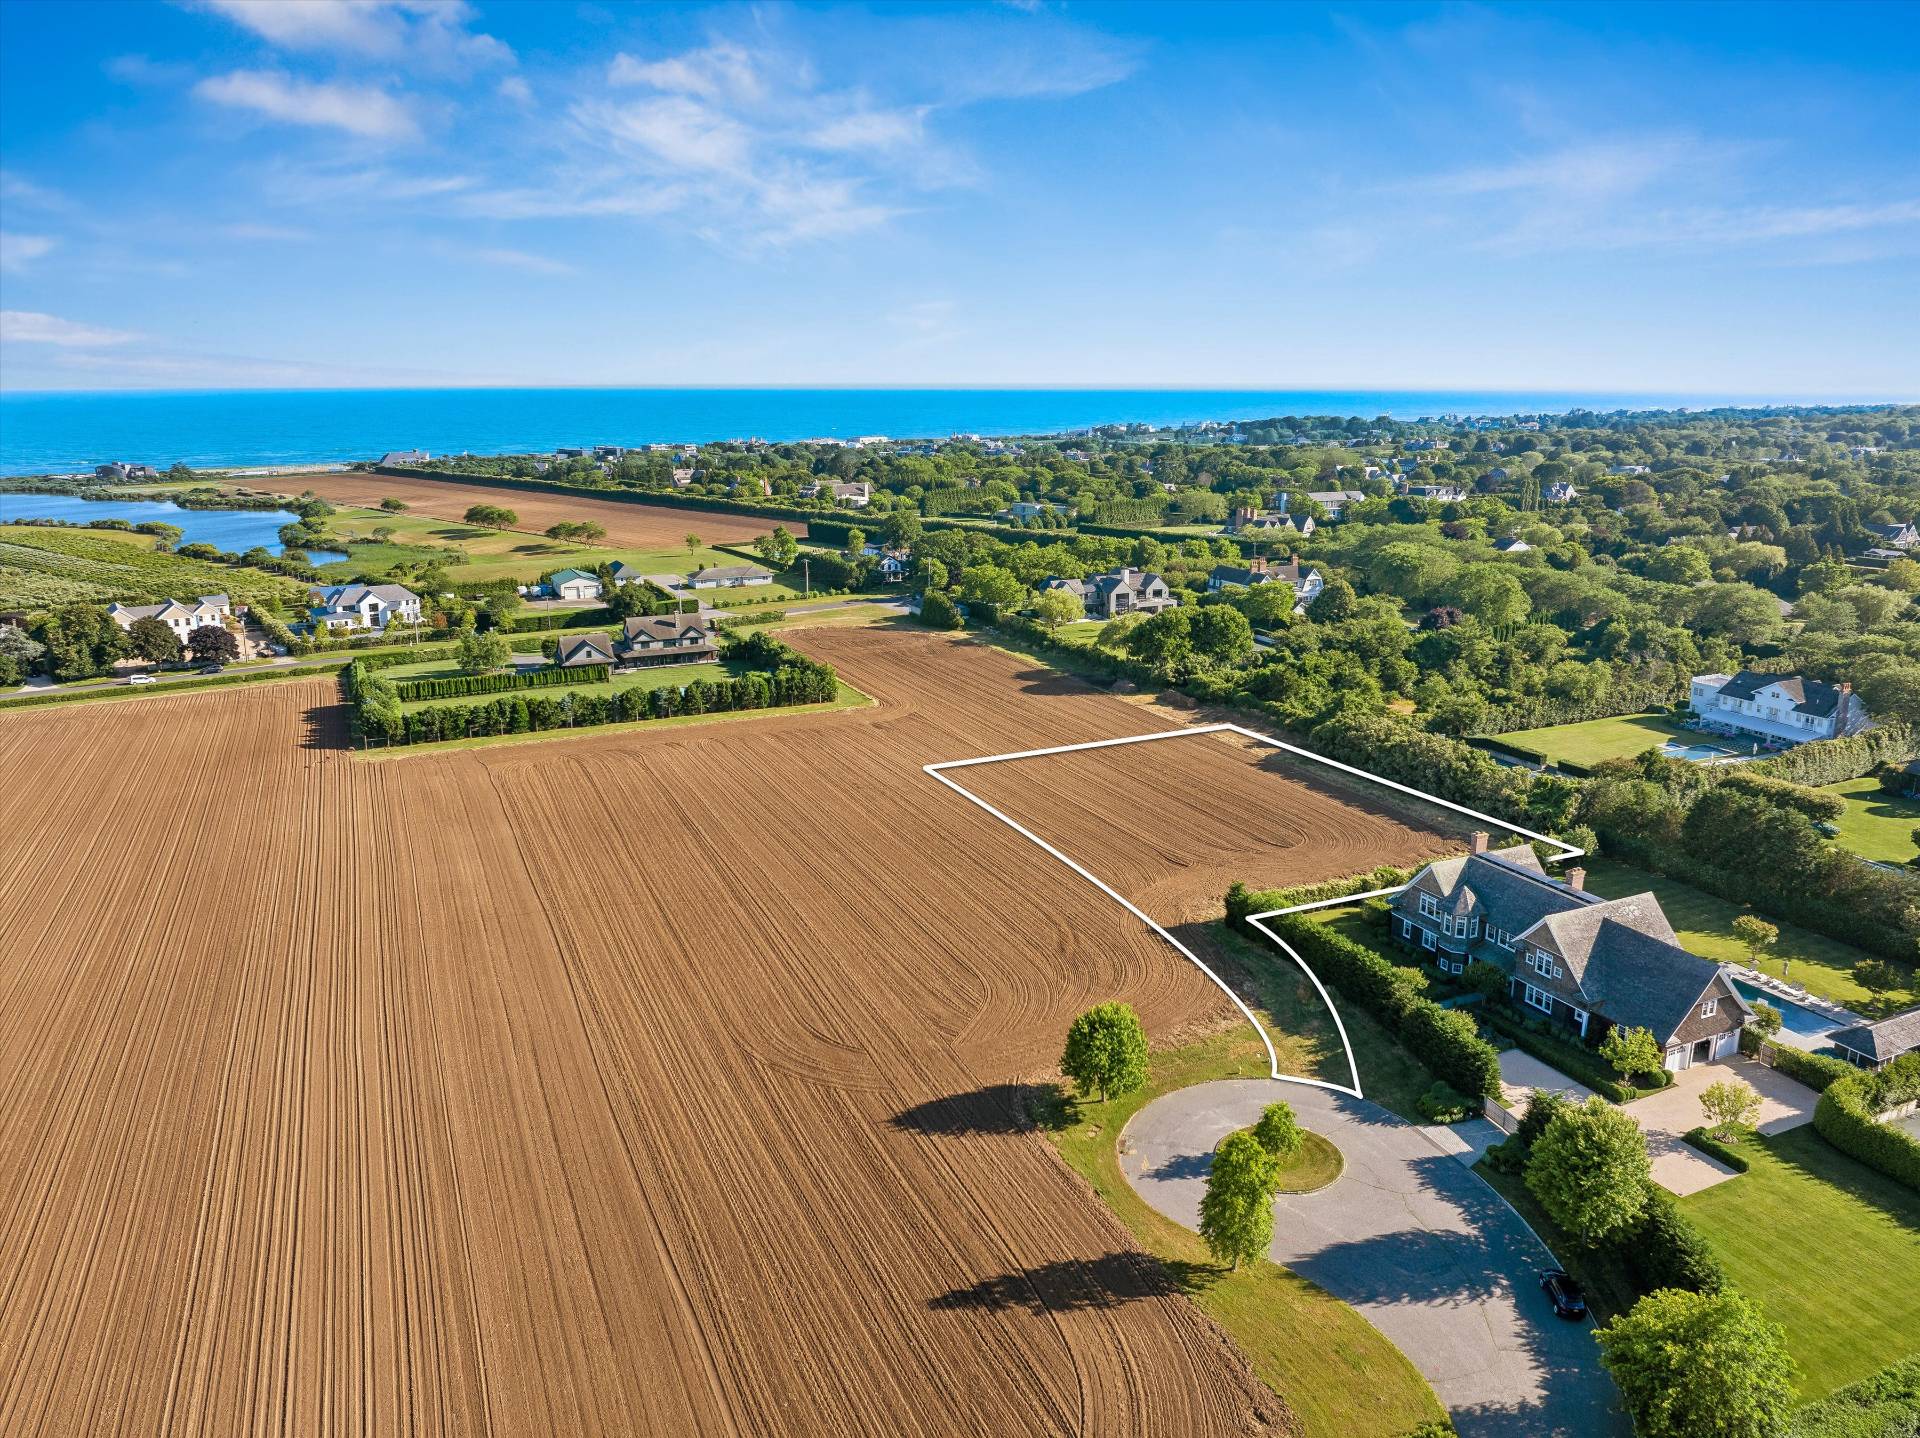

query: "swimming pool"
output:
1731 979 1839 1037
1661 739 1736 763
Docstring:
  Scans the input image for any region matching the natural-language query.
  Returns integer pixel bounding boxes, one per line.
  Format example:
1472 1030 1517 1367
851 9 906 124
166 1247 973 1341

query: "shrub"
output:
1597 1289 1798 1438
1417 1081 1473 1124
918 590 962 629
1477 1007 1642 1102
1251 1101 1303 1159
1766 1045 1856 1093
1788 1353 1920 1438
1681 1126 1752 1175
1524 1097 1652 1244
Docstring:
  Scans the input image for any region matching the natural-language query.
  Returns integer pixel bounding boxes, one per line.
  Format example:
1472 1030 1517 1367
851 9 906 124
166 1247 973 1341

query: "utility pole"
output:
802 556 811 599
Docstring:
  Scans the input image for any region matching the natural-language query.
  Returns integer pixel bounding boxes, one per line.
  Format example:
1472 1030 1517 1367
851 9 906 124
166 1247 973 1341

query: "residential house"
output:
378 450 429 467
307 583 421 631
614 614 718 668
1609 463 1652 476
1206 556 1325 611
1493 536 1532 554
1688 671 1873 746
553 633 616 669
548 568 603 602
1546 481 1579 503
1391 838 1749 1071
671 468 695 487
689 563 775 590
862 545 912 582
555 447 588 459
1228 506 1312 537
94 461 160 481
1864 520 1918 549
1306 489 1367 521
831 481 872 508
107 594 232 643
1405 483 1468 502
1039 567 1176 619
1830 1008 1920 1071
608 561 647 587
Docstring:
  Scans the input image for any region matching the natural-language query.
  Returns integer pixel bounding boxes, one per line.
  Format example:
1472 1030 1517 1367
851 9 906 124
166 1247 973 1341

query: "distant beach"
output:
0 386 1843 477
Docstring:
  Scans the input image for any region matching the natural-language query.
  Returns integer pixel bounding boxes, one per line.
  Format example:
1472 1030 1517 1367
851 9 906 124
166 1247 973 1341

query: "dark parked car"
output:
1541 1270 1587 1320
199 664 225 675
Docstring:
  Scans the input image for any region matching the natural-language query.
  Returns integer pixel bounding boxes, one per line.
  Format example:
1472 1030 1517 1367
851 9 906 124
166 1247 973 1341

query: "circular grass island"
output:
1217 1126 1345 1194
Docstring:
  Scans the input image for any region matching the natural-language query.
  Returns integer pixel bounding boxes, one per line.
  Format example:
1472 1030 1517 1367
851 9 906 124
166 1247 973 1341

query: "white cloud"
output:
457 245 573 275
0 171 71 212
583 95 755 174
806 106 930 153
0 233 58 273
219 222 314 242
195 69 419 141
1 311 140 346
497 74 533 106
191 0 512 67
608 42 767 103
106 53 195 86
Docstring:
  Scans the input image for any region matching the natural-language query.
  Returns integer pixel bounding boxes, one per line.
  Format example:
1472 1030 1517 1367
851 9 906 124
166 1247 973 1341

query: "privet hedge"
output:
393 664 609 701
1814 1055 1920 1193
1225 884 1503 1101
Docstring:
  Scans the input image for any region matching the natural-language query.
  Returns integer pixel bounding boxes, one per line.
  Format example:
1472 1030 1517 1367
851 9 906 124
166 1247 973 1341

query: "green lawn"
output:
1680 1125 1920 1400
1819 776 1920 865
1579 857 1911 1015
1492 711 1704 768
397 659 749 714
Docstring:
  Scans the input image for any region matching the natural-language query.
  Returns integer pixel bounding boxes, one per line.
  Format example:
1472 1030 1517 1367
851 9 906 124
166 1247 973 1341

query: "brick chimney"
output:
1249 555 1268 575
1469 831 1489 855
1566 867 1587 892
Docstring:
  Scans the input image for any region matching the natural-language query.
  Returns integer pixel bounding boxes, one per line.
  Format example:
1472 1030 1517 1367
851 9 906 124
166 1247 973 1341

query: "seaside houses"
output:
107 594 232 642
1039 567 1175 620
1392 838 1749 1072
1206 556 1325 612
307 583 421 631
1688 671 1873 746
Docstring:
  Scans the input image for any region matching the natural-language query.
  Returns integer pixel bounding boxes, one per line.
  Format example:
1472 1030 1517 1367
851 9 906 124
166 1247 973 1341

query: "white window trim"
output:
1420 929 1437 951
1523 984 1554 1014
1701 998 1718 1017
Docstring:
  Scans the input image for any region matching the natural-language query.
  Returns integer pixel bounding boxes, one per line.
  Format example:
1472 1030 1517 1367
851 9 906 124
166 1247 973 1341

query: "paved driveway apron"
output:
1120 1079 1629 1438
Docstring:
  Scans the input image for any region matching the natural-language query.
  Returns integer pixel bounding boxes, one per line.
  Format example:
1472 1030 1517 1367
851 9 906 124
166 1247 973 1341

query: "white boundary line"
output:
926 721 1583 1102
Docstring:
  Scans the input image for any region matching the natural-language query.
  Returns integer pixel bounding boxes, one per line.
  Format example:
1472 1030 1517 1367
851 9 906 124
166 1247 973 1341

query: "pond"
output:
0 490 323 558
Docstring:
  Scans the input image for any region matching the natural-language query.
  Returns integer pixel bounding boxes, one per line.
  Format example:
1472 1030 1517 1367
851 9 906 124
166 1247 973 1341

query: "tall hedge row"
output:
393 664 608 701
1755 722 1917 787
1814 1055 1920 1193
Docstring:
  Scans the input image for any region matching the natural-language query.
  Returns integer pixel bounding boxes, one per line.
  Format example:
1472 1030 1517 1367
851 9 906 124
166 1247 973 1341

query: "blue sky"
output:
0 0 1915 393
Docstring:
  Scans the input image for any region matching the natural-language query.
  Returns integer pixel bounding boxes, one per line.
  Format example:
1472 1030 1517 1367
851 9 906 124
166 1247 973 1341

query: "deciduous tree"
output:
457 627 512 675
187 625 239 666
1599 1025 1663 1083
1199 1131 1277 1270
1058 1002 1149 1104
1596 1289 1797 1438
1250 1102 1302 1161
1524 1096 1652 1244
127 615 181 665
463 504 518 527
1034 587 1083 633
1698 1078 1760 1139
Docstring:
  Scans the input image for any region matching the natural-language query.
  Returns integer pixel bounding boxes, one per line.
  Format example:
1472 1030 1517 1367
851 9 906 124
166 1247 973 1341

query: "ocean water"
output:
0 387 1810 477
0 490 333 557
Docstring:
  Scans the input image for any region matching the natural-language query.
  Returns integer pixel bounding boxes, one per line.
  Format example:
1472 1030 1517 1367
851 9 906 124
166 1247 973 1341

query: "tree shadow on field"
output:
300 701 354 751
928 1251 1214 1313
889 1083 1050 1138
1009 664 1102 698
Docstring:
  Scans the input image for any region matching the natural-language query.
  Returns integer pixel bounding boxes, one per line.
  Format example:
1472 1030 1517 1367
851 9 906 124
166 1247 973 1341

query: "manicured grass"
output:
359 679 872 757
1818 776 1920 865
1579 857 1909 1015
1038 1027 1443 1438
1680 1125 1920 1400
396 659 749 714
1492 711 1701 768
1233 1129 1344 1194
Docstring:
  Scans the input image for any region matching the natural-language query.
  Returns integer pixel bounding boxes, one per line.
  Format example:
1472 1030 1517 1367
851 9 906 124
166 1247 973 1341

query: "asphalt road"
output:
1121 1078 1630 1438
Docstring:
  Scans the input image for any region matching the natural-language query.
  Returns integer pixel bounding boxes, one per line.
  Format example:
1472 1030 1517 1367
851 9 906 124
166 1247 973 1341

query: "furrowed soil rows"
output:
285 471 797 549
954 727 1472 924
0 626 1431 1437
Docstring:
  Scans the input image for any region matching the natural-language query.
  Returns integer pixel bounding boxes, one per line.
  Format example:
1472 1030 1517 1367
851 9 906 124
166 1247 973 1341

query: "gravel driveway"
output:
1120 1079 1628 1438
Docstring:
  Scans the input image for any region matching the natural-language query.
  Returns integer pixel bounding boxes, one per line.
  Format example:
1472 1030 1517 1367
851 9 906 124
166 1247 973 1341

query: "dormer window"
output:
1701 998 1718 1017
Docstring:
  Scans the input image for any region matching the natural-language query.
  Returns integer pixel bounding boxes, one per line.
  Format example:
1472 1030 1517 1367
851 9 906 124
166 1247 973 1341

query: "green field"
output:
395 658 748 714
1492 711 1703 768
1819 776 1920 865
0 524 306 612
1580 858 1910 1015
1681 1125 1920 1400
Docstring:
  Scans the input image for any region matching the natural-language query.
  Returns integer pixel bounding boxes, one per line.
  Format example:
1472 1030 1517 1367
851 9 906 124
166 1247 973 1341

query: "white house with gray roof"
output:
1689 670 1872 746
307 583 421 631
1830 1007 1920 1071
1039 567 1175 620
1391 838 1749 1071
107 594 231 642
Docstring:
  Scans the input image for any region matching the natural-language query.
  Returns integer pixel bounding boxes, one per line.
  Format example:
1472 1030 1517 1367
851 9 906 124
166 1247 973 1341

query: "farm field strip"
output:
2 629 1303 1437
285 472 798 551
938 722 1522 1099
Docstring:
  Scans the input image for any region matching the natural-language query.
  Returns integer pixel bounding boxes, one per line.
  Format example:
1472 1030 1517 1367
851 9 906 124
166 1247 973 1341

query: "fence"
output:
1483 1096 1520 1135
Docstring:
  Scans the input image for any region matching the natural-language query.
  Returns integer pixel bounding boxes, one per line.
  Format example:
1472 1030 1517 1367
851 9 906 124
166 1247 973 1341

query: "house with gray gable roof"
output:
1391 837 1749 1071
308 583 420 631
1689 670 1872 746
1829 1007 1920 1071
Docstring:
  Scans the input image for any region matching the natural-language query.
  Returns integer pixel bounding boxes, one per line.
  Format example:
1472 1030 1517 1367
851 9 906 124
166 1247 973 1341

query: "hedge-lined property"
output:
1788 1354 1920 1438
343 631 840 746
1226 882 1504 1101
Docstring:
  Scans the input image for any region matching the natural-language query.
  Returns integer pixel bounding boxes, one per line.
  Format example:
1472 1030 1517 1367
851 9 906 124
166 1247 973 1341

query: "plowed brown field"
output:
956 729 1469 924
285 471 794 548
0 627 1446 1438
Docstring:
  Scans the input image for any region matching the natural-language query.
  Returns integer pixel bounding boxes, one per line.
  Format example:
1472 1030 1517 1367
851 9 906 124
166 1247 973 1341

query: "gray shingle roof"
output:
554 633 615 667
1830 1007 1920 1063
1710 669 1847 718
